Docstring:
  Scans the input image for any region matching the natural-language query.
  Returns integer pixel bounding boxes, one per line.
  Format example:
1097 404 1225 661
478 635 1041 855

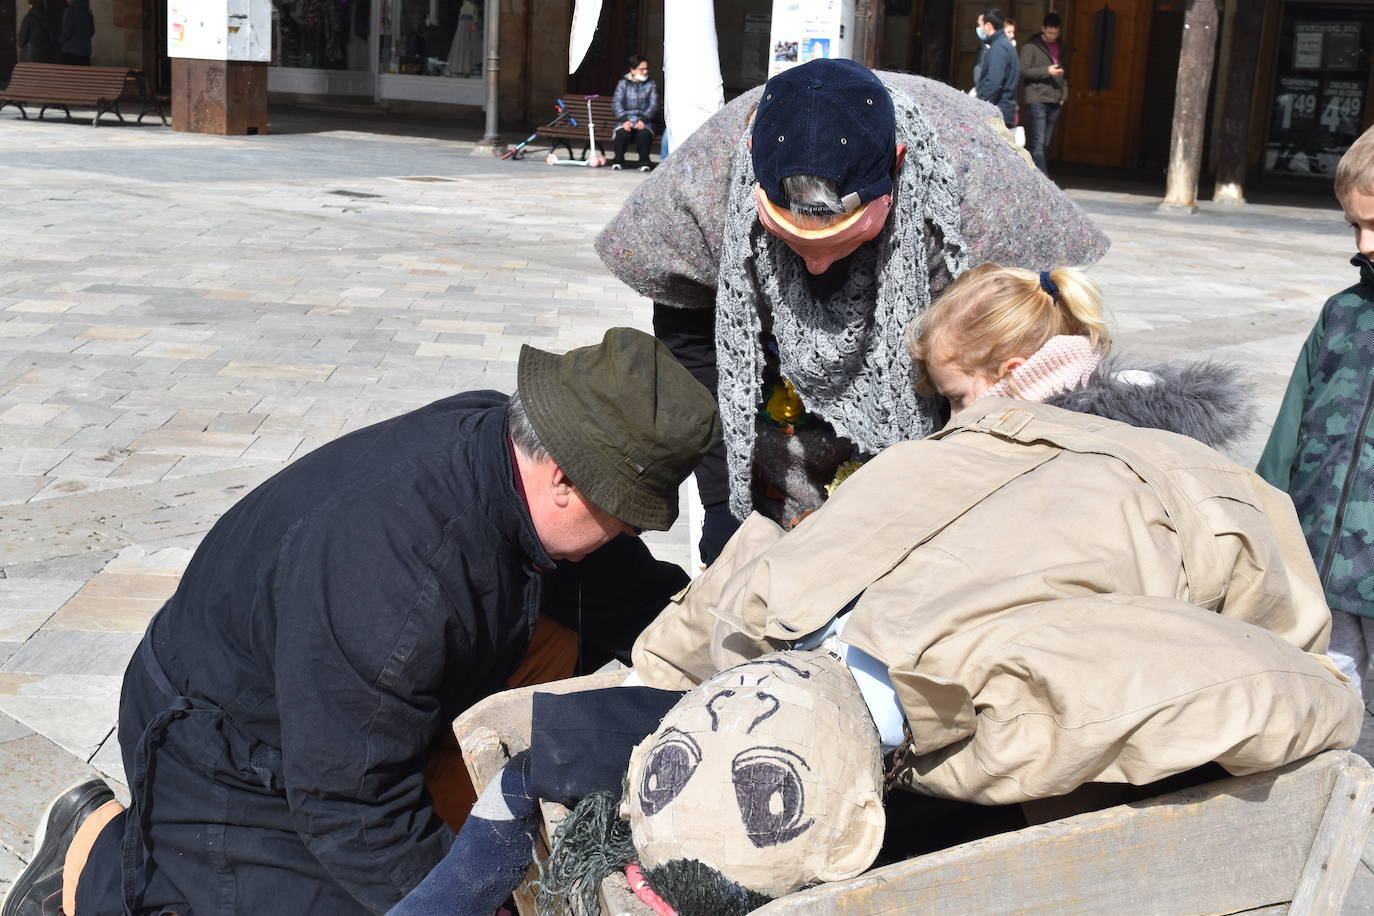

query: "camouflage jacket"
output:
1257 254 1374 618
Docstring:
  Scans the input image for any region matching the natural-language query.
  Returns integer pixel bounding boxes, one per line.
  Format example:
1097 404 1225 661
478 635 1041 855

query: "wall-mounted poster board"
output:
169 0 271 62
767 0 856 78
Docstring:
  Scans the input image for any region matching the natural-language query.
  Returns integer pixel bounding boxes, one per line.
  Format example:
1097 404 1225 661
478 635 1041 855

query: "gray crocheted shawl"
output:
714 87 967 519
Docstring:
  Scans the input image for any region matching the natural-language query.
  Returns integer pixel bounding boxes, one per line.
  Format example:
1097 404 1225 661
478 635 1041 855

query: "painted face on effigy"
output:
625 648 886 898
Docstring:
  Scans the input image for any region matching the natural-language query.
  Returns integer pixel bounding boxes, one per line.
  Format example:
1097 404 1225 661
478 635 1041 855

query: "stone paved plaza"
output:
0 107 1370 908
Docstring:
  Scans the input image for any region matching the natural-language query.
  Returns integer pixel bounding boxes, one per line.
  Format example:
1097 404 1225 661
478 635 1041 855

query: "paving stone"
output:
0 710 34 744
0 630 142 679
0 732 115 861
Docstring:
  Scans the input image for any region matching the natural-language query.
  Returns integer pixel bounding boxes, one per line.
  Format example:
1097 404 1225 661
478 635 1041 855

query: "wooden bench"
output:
537 93 619 161
0 63 167 126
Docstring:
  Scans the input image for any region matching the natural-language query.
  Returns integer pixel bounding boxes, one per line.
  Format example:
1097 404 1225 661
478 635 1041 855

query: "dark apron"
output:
81 632 373 916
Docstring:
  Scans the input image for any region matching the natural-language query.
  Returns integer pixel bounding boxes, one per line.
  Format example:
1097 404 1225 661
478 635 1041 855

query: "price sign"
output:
1321 80 1365 132
1275 76 1320 129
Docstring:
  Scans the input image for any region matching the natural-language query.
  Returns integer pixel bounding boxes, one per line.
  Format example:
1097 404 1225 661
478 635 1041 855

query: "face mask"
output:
630 71 647 82
755 185 893 275
975 26 987 40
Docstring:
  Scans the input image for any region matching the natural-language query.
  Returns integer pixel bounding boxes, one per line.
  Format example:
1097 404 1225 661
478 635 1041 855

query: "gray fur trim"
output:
1044 360 1257 451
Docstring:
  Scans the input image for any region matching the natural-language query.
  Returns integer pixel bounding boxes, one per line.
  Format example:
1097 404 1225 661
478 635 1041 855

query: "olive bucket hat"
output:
517 327 721 532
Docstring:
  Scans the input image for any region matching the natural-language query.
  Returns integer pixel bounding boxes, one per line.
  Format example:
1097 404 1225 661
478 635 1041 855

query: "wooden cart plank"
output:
755 752 1362 915
1289 765 1374 915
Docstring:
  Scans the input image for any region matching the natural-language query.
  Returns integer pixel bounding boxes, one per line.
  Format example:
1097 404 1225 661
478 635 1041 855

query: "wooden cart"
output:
453 673 1374 915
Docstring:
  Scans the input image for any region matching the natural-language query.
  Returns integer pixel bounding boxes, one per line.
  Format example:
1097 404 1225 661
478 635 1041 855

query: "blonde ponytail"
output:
907 263 1110 396
1042 266 1109 355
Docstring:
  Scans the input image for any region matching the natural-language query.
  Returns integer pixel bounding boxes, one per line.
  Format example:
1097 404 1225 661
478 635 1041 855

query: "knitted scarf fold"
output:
981 335 1102 403
713 85 967 519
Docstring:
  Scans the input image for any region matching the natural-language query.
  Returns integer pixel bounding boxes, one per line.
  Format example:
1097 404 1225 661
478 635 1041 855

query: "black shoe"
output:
1 779 116 916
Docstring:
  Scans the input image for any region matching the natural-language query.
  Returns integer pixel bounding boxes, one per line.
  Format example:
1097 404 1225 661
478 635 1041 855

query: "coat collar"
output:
470 402 555 571
1351 253 1374 290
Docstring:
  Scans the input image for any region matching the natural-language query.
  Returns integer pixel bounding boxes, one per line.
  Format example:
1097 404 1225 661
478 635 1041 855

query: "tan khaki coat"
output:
632 400 1361 804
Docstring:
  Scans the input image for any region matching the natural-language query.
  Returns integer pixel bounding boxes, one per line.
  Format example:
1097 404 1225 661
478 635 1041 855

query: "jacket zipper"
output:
1319 368 1374 582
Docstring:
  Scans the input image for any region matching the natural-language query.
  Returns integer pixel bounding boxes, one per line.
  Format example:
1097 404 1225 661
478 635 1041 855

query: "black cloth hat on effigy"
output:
750 58 898 212
517 327 721 532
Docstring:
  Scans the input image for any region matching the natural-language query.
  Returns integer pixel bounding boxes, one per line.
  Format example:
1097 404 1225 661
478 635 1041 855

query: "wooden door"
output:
1059 0 1150 165
0 0 14 84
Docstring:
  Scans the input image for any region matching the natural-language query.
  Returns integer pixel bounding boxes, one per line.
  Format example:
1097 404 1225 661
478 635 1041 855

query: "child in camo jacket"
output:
1258 126 1374 706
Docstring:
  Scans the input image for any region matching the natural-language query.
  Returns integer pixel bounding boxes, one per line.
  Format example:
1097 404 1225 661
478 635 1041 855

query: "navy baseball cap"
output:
751 59 897 212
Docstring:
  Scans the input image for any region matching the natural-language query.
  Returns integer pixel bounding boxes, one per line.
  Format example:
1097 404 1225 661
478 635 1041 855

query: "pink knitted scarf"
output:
979 335 1101 403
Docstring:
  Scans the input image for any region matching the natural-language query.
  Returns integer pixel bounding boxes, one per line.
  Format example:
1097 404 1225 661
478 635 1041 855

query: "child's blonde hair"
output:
1336 125 1374 203
907 264 1110 397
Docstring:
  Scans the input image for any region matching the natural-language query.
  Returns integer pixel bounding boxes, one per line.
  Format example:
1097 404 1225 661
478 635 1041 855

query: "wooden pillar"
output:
170 59 268 134
1161 0 1220 211
1211 0 1265 202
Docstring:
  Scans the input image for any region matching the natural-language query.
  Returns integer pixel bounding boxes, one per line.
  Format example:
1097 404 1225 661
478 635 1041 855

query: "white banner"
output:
663 0 724 148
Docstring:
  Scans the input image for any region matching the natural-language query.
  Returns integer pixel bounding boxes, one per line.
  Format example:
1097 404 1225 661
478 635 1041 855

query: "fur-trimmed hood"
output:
1044 360 1256 452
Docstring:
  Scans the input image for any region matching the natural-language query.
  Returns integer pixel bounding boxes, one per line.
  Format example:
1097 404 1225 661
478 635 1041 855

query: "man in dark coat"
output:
3 328 720 916
974 8 1019 127
17 0 55 63
1019 12 1069 174
59 0 93 65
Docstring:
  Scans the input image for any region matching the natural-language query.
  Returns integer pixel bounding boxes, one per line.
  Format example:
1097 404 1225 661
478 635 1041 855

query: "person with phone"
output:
1020 12 1068 175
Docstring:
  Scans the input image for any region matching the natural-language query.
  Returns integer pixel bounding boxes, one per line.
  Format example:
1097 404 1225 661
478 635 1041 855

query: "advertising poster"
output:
767 0 854 77
802 37 831 61
1267 18 1370 178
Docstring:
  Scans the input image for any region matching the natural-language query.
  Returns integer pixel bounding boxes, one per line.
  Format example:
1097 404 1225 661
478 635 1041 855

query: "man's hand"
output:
1049 64 1064 77
622 120 634 131
634 119 646 130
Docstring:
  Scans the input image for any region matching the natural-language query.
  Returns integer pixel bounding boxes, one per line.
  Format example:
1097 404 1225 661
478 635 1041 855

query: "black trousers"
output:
612 126 654 165
60 52 90 65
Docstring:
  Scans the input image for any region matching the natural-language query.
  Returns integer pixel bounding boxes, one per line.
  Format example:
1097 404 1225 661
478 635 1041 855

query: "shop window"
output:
273 0 372 70
378 0 482 76
1266 5 1374 178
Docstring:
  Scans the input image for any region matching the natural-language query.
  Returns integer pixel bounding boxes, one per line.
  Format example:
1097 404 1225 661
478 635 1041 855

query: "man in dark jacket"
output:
974 8 1018 127
59 0 93 65
1019 12 1068 175
17 0 55 63
4 328 720 916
